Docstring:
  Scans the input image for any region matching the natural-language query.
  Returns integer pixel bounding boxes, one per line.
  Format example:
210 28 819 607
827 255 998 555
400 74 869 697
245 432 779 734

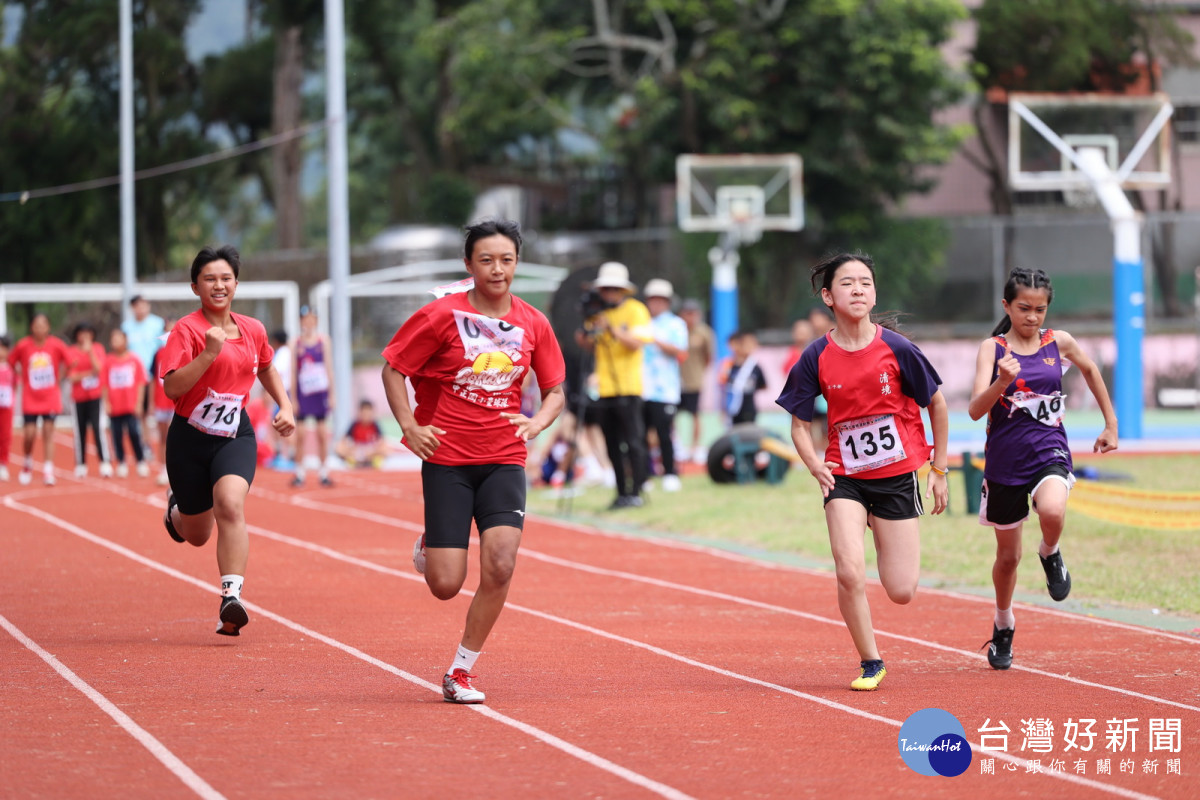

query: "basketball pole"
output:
708 233 740 362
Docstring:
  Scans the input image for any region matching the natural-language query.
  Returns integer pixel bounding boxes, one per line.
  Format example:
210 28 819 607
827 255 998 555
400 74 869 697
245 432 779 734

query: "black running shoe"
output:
1039 550 1072 601
163 491 184 543
216 596 249 636
608 495 644 510
983 625 1014 670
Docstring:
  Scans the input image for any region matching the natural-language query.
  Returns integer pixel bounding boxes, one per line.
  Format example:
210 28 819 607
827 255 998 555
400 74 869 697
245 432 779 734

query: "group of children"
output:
1 314 172 485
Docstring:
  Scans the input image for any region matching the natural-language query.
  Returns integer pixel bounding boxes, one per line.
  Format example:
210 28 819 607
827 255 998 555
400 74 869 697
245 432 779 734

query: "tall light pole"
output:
325 0 353 440
119 0 135 319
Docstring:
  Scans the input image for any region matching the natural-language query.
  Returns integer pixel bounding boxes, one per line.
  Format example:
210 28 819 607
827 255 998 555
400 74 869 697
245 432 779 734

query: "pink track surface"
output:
3 438 1199 799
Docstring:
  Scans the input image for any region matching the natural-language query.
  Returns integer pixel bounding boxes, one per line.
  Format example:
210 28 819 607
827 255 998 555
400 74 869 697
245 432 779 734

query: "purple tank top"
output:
295 339 330 418
983 329 1072 485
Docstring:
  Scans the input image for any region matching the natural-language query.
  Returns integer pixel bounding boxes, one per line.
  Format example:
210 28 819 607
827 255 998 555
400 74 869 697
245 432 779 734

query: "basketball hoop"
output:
1062 185 1099 210
717 186 765 246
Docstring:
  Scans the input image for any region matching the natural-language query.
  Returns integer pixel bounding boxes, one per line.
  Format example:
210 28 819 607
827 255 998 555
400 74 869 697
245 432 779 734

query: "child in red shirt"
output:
65 322 111 478
103 329 149 478
9 313 69 485
0 336 14 481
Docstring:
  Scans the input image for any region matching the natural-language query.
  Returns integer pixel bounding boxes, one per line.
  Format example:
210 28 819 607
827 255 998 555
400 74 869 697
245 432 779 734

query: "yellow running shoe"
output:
850 659 886 691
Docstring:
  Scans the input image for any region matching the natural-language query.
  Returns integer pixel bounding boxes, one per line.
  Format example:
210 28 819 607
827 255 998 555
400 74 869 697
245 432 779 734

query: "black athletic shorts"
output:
23 413 56 425
678 391 701 415
824 470 924 521
980 462 1074 529
166 412 257 515
421 462 527 549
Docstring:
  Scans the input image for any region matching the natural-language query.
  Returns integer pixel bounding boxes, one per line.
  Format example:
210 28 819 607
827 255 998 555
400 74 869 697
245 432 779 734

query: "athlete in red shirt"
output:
382 218 566 704
0 336 14 482
777 252 949 692
9 313 69 485
159 245 295 636
103 329 149 478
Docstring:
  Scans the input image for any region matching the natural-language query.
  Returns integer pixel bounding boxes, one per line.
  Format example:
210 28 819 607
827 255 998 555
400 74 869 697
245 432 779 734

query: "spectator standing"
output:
103 329 149 478
291 306 335 487
122 295 165 459
679 299 715 462
577 262 653 509
641 279 688 491
65 322 112 478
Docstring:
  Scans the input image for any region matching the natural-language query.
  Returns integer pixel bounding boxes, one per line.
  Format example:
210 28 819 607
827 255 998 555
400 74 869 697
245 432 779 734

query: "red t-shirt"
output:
150 352 173 413
9 335 68 415
381 292 566 466
0 362 15 412
157 310 273 423
104 352 147 416
65 343 106 403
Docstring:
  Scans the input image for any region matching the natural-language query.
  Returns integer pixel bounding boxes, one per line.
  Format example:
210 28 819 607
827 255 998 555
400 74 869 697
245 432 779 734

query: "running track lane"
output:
2 462 1197 798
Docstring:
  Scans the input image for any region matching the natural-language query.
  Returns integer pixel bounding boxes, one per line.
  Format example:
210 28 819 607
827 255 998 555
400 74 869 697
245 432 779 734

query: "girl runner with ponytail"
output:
969 268 1117 670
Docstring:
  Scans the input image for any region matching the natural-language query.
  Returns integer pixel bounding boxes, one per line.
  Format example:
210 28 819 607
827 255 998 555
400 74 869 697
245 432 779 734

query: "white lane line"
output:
0 613 227 800
2 496 695 800
3 496 1161 800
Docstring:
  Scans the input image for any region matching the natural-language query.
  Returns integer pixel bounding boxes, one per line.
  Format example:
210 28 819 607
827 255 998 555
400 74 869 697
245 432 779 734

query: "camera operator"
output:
575 262 653 509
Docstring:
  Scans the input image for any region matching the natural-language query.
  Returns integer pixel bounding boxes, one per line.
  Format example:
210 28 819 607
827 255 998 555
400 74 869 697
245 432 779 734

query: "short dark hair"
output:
359 399 375 410
463 218 522 259
190 245 241 283
270 329 288 346
70 321 97 342
0 334 10 348
129 294 145 306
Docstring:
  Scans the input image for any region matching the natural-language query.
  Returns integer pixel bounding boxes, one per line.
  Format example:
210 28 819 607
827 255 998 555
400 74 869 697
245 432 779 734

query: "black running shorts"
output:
980 462 1073 529
824 470 924 521
166 412 257 515
421 462 527 550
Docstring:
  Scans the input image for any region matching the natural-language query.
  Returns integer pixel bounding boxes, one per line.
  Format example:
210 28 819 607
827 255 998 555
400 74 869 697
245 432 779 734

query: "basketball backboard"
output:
676 154 803 234
1007 92 1173 192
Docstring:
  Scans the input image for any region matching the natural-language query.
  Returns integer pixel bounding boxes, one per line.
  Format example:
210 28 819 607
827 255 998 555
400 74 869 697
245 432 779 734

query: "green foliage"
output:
972 0 1195 92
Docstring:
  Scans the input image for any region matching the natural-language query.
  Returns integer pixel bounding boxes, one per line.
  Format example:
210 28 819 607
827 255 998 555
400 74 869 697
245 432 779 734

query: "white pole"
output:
325 0 353 442
119 0 135 321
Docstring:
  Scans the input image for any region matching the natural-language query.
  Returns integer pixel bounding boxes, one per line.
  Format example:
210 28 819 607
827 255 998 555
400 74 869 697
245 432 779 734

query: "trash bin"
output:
961 452 984 514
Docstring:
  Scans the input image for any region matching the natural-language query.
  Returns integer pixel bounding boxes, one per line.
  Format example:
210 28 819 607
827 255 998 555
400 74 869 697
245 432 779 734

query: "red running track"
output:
2 442 1199 799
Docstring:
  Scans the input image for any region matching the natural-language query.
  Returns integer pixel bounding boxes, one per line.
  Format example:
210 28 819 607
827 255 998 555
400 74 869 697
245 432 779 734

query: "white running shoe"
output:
18 468 32 485
74 464 88 479
412 534 427 575
43 468 56 486
116 463 129 478
156 468 169 486
99 462 114 478
136 462 150 478
442 669 485 704
661 474 682 492
0 465 9 481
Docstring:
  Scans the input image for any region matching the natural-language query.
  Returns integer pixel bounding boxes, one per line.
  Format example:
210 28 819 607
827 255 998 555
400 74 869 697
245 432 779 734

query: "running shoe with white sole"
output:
442 669 485 704
18 468 32 485
1039 550 1072 601
0 466 9 481
216 596 249 636
116 463 129 479
99 462 114 478
413 534 426 575
74 464 88 479
984 625 1014 670
850 659 887 691
136 462 150 478
43 468 55 486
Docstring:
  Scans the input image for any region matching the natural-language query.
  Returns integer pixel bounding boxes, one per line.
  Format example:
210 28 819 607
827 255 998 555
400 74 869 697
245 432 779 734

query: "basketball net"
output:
728 198 763 246
1062 185 1099 210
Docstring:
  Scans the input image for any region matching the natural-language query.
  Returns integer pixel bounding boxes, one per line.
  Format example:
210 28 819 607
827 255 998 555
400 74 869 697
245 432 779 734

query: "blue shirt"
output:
642 311 688 404
122 313 165 380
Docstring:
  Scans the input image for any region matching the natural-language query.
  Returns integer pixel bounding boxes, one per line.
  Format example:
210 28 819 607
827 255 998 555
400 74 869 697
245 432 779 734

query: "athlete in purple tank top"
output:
968 269 1118 671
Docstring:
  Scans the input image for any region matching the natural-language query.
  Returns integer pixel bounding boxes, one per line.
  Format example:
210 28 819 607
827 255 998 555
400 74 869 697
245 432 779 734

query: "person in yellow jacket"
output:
577 262 653 508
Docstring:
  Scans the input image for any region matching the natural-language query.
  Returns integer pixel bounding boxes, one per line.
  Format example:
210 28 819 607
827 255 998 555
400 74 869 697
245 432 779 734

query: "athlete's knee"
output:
211 493 245 524
480 556 517 589
425 575 463 601
834 564 867 595
884 581 917 605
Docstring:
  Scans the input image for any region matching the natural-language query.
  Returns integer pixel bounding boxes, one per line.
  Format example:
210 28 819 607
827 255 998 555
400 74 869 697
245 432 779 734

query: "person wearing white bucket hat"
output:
577 261 653 508
641 279 687 491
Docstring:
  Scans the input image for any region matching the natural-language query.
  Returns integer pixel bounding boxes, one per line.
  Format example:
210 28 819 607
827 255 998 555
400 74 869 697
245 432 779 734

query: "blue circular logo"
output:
898 708 973 777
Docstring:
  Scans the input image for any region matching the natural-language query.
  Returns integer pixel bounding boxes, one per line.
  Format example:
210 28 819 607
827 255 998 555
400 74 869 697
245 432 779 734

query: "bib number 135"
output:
836 414 906 474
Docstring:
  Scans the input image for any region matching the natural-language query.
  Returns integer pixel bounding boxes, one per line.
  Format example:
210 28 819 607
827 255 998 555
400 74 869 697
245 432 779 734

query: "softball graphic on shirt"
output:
453 309 525 394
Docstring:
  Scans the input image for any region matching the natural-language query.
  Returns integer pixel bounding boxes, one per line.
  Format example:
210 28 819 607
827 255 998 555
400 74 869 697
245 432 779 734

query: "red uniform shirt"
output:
777 326 942 479
9 335 68 416
381 292 565 466
158 310 272 426
104 352 147 416
150 351 173 413
65 343 106 403
0 362 15 412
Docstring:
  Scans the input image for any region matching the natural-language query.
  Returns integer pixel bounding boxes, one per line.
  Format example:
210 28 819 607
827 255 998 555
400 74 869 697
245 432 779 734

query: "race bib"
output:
1008 391 1067 427
187 387 244 438
108 364 136 390
298 360 330 395
29 364 55 390
835 414 907 474
0 385 12 408
81 375 101 391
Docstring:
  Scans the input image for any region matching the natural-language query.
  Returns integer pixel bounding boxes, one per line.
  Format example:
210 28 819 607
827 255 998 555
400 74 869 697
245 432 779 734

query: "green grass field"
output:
526 453 1200 629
